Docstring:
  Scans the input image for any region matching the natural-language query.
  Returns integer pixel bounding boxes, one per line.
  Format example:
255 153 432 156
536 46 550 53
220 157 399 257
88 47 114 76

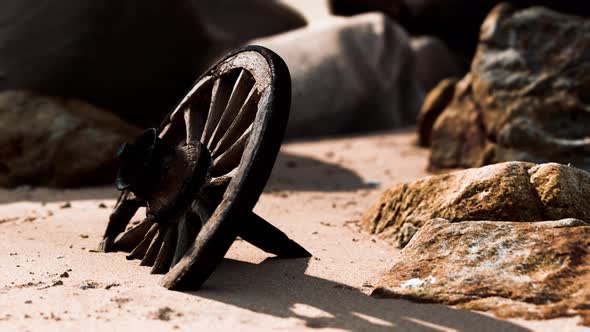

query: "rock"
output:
428 74 491 169
329 0 590 65
529 163 590 221
392 222 418 248
372 218 590 325
427 4 590 172
253 13 424 138
410 36 463 91
329 0 408 19
361 162 590 246
194 0 307 43
0 1 213 128
0 91 142 187
0 2 425 138
416 78 457 147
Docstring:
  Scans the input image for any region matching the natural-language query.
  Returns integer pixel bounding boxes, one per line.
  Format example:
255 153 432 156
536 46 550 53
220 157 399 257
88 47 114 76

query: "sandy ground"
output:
0 129 586 332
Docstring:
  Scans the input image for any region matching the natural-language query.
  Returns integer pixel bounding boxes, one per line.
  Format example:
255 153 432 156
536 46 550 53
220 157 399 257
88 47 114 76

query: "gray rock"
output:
253 13 425 138
194 0 307 43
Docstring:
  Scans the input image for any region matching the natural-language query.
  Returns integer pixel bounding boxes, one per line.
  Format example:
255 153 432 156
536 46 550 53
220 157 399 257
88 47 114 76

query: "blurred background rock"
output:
0 0 588 186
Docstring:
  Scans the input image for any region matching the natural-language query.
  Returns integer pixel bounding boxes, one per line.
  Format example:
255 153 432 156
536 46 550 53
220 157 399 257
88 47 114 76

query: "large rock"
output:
424 4 590 172
194 0 307 43
0 91 142 187
361 162 590 246
253 13 424 138
372 218 590 325
0 0 214 128
363 161 590 323
0 2 422 139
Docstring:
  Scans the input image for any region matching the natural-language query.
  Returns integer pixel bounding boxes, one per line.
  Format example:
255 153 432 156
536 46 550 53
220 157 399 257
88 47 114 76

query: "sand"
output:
0 129 585 331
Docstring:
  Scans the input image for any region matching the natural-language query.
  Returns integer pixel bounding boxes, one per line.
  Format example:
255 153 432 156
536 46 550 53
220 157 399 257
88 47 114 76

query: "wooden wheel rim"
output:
159 46 291 290
100 46 292 291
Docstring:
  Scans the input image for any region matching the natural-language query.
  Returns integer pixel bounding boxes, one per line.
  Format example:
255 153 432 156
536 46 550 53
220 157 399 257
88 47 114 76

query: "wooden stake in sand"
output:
97 46 311 290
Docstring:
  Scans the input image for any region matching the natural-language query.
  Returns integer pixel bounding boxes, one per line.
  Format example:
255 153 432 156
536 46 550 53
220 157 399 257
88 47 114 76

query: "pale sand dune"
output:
0 130 584 331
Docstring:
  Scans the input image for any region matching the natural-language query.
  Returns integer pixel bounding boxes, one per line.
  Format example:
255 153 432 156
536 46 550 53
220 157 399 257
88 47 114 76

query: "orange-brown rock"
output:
428 75 491 169
529 163 590 221
372 218 590 326
416 77 457 147
362 162 590 247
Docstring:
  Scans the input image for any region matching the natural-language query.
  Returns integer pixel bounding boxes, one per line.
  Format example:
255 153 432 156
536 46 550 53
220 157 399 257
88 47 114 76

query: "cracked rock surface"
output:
362 161 590 325
362 162 590 243
372 218 590 325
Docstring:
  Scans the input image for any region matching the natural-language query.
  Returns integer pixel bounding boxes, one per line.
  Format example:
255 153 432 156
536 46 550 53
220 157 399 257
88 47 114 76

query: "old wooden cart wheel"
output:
99 46 311 290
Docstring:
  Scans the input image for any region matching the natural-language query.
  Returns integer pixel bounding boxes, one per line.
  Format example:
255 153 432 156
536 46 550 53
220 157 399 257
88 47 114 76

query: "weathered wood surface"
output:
100 46 310 290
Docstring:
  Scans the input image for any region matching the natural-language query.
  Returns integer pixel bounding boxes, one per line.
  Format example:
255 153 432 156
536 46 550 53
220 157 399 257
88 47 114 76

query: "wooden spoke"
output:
210 125 252 176
113 218 155 252
126 223 159 260
192 201 214 226
207 167 237 190
200 168 237 204
140 228 164 267
208 70 254 149
99 191 144 252
185 106 206 144
184 80 212 144
211 87 259 158
159 117 186 147
201 77 233 145
158 123 173 139
151 225 178 274
171 213 201 268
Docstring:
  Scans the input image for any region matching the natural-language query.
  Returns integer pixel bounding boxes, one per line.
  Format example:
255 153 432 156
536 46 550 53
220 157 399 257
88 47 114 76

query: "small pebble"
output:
105 283 120 290
80 281 98 290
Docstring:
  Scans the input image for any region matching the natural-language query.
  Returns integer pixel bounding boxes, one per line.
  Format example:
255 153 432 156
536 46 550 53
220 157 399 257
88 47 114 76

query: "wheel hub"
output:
116 128 211 224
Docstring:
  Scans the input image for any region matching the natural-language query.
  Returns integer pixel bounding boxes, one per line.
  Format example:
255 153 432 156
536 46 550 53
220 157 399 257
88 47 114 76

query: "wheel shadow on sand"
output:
266 152 372 192
0 152 369 204
187 258 531 332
